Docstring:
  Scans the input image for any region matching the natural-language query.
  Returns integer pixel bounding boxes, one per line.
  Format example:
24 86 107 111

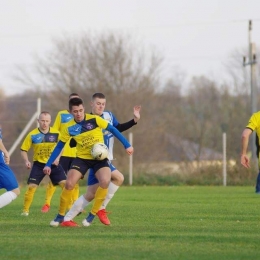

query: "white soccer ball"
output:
91 143 109 160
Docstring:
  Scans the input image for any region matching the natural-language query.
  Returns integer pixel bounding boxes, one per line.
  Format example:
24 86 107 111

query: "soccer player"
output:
43 97 133 227
241 111 260 193
20 111 66 216
41 93 80 213
61 93 141 226
0 125 20 208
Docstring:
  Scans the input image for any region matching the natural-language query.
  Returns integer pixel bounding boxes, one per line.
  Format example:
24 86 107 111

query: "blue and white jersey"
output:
101 111 119 160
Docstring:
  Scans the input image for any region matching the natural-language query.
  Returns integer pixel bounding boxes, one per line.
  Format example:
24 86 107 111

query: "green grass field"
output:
0 186 259 260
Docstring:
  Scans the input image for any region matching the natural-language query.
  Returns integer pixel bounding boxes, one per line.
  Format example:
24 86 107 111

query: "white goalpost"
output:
8 98 41 156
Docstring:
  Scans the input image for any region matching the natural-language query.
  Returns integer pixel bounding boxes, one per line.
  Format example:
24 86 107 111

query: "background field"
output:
0 186 259 260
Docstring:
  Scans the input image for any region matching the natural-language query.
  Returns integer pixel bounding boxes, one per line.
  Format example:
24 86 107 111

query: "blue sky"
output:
0 0 259 95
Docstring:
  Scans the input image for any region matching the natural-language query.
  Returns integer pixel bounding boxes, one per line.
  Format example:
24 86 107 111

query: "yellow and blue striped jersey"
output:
20 127 60 163
60 114 108 159
53 110 76 158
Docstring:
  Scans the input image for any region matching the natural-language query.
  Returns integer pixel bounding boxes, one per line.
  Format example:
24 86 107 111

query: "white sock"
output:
100 182 119 210
0 191 17 208
64 195 90 221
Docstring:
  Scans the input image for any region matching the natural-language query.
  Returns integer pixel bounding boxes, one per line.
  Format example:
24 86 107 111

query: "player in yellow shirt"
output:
241 111 260 193
43 98 134 227
20 111 66 216
41 93 80 213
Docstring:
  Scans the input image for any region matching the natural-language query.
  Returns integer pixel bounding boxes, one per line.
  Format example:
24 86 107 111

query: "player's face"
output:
38 114 51 131
70 104 85 122
91 98 106 116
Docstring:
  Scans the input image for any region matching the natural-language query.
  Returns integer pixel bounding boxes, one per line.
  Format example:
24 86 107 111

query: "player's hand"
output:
43 166 51 175
25 161 31 169
241 154 250 168
4 152 10 165
133 105 141 123
126 146 134 155
53 158 59 166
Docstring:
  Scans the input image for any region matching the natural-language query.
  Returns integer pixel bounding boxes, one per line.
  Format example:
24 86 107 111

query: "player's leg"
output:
22 162 45 216
61 183 99 227
59 156 79 209
50 159 87 226
96 163 123 224
61 168 98 227
0 163 20 208
22 183 38 215
256 169 260 193
83 162 111 227
41 180 56 213
67 182 80 210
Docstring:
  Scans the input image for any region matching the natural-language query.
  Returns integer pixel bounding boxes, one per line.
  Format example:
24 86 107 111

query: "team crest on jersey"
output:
44 133 59 143
85 123 94 130
48 135 56 142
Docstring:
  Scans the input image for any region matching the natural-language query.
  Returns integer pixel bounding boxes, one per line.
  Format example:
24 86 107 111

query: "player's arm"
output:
20 134 33 169
45 141 66 167
21 150 31 169
105 124 133 155
0 139 10 164
115 105 141 132
241 128 253 168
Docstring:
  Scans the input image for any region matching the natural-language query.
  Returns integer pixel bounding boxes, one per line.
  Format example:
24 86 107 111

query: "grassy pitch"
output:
0 186 259 260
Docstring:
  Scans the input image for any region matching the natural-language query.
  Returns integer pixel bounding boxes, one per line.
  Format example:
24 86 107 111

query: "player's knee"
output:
65 181 76 190
112 171 124 186
12 188 20 196
98 179 110 189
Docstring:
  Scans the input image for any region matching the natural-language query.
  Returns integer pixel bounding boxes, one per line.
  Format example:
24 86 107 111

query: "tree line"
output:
0 32 258 183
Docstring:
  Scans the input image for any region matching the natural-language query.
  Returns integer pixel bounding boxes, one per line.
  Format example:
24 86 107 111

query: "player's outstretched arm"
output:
106 124 133 155
133 105 141 123
115 105 142 133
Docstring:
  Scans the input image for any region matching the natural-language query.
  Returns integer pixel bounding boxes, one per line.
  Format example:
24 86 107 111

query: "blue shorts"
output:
87 161 116 186
0 156 19 191
28 161 66 185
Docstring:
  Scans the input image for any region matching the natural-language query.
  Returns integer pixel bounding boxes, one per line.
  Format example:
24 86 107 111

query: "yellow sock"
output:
59 188 73 216
58 181 65 189
23 186 37 213
67 183 80 210
44 181 57 206
90 187 108 215
72 183 79 203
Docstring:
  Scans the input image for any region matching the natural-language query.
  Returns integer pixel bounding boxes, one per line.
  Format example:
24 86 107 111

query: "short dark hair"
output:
69 97 84 111
92 93 106 100
69 93 79 99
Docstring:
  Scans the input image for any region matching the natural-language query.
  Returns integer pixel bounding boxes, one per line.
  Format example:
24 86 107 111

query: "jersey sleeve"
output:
52 111 62 131
20 133 32 152
246 113 260 131
96 116 109 129
59 124 72 143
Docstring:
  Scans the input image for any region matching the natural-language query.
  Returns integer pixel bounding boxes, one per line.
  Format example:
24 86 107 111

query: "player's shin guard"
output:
44 181 57 206
90 187 108 215
59 188 73 216
23 186 37 212
67 183 79 210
